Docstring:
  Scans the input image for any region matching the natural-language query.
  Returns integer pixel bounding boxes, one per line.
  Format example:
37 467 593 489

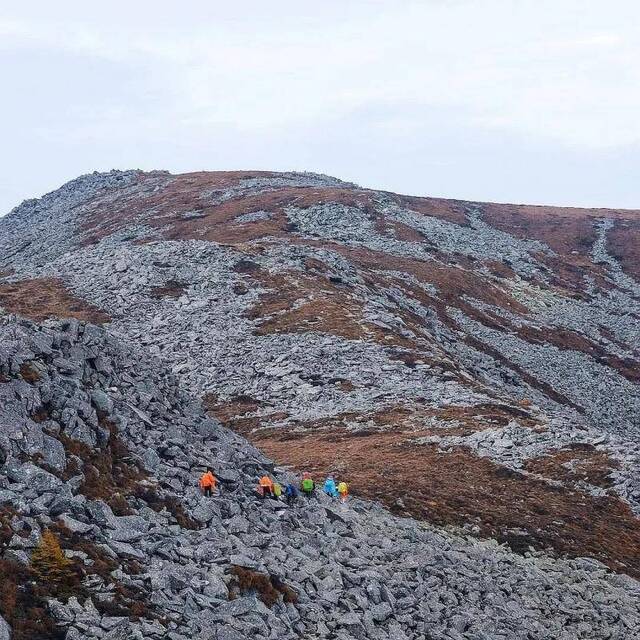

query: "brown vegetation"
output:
203 393 265 422
60 418 199 528
517 325 639 383
19 362 42 383
248 425 640 579
393 194 469 225
524 444 620 489
607 218 640 280
0 556 67 640
481 201 640 285
228 565 297 607
0 278 110 324
243 266 431 352
0 514 78 640
148 280 187 299
245 269 370 341
75 170 639 287
60 421 143 516
481 201 634 253
80 171 376 247
132 486 200 530
336 246 529 317
51 522 153 620
0 423 180 636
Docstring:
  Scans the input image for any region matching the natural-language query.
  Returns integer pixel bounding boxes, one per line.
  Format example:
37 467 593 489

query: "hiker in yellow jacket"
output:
337 481 349 502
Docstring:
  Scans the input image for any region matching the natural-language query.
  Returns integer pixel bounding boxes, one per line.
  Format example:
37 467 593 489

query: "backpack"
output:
273 483 282 497
286 484 298 497
302 478 314 492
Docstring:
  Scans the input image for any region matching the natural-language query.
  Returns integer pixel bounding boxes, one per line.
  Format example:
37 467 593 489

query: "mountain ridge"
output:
0 169 639 638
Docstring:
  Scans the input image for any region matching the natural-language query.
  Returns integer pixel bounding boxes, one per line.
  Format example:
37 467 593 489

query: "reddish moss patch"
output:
481 202 640 286
393 194 469 225
336 379 356 392
148 280 187 299
204 393 291 434
483 259 517 280
481 201 629 256
228 565 297 607
243 267 423 350
80 171 376 246
0 278 110 324
19 362 41 383
336 246 529 317
245 270 369 340
524 445 620 489
203 393 265 421
247 425 640 579
375 218 427 242
607 218 640 281
517 325 639 383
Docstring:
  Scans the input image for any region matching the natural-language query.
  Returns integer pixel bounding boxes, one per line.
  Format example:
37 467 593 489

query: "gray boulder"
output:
90 389 114 414
0 614 10 640
7 463 62 494
59 515 93 535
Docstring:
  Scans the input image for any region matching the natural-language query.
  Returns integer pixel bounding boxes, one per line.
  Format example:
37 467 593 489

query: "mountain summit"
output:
0 170 638 639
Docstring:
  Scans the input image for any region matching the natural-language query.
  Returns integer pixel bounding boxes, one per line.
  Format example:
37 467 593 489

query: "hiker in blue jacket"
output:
323 475 338 498
284 482 298 506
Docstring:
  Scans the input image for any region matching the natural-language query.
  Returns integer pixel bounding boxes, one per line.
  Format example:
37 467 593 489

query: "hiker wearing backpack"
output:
284 482 298 506
301 472 315 498
338 481 349 502
259 475 275 499
323 476 338 498
199 468 217 497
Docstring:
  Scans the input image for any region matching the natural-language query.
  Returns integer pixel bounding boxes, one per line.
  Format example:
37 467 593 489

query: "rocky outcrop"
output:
0 316 638 640
0 170 639 638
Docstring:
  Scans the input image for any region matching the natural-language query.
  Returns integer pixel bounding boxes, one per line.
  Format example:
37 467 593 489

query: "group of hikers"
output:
199 468 349 504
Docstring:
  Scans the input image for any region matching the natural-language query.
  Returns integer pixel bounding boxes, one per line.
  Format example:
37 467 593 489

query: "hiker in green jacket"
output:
300 472 315 498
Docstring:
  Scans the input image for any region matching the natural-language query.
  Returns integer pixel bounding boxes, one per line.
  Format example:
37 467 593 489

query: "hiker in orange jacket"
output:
199 468 217 497
259 475 275 499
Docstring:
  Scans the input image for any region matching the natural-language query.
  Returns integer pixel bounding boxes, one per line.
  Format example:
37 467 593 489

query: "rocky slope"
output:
0 169 639 637
0 317 639 640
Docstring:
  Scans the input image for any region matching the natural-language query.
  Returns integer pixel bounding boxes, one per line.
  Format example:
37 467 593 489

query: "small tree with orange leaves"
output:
30 529 78 596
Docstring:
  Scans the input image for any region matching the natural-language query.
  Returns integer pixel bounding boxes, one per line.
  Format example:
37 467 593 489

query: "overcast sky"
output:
1 1 639 214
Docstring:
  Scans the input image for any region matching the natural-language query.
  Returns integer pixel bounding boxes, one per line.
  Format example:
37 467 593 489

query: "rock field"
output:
0 317 638 639
0 169 639 638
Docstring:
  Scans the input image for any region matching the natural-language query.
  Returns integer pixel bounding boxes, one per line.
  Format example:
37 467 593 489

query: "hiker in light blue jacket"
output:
323 475 338 498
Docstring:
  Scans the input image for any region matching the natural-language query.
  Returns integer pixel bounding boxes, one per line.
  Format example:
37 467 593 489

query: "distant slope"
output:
1 169 639 575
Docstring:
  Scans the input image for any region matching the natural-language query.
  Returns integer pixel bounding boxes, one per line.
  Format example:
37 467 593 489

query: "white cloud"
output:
0 0 638 211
